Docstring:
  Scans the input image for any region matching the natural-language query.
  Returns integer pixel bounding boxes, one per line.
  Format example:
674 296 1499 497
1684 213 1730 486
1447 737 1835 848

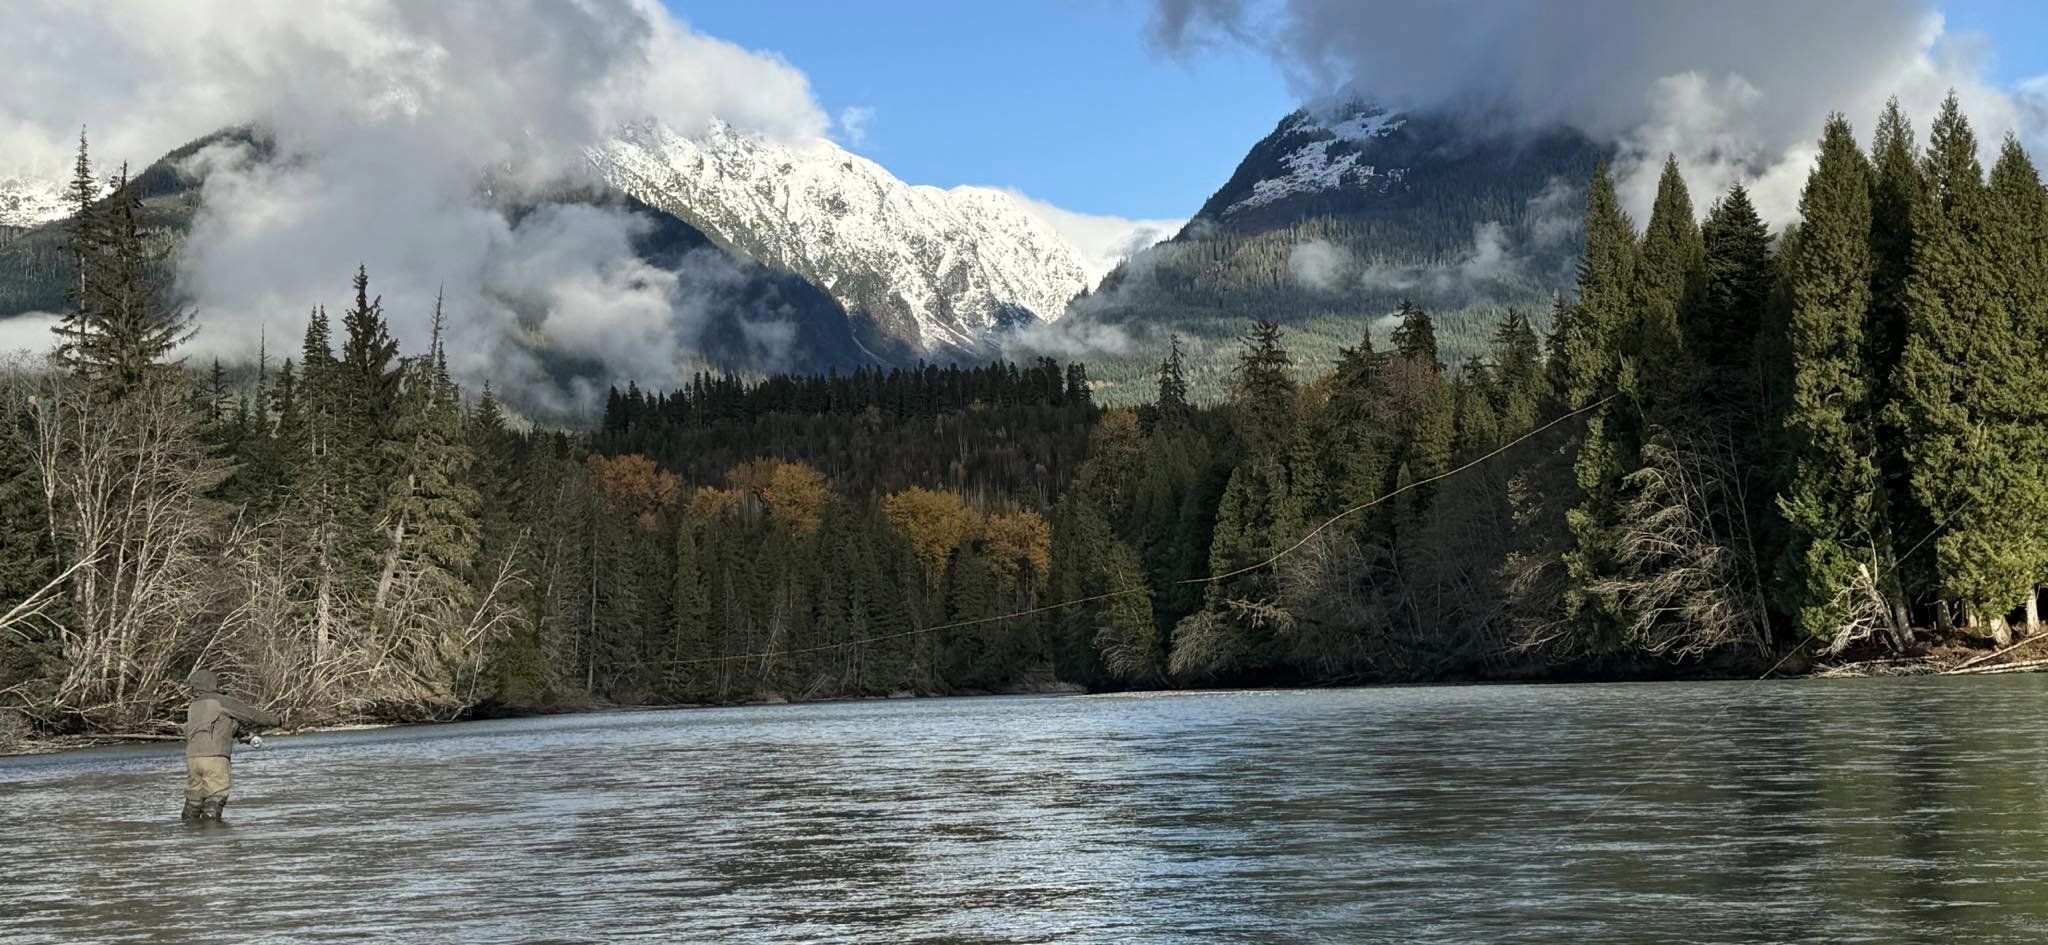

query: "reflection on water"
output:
7 676 2048 943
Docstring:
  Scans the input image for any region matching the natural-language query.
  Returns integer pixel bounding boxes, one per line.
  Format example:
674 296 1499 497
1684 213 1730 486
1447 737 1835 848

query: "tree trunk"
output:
2028 588 2042 636
374 519 406 614
1935 599 1955 633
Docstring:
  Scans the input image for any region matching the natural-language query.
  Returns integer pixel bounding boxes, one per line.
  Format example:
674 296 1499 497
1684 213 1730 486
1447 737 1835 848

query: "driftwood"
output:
1945 657 2048 676
1948 635 2044 672
1813 657 1941 678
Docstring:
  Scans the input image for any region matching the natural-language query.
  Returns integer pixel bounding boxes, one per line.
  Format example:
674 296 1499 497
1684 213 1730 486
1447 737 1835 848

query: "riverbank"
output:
1813 633 2048 678
0 680 1094 758
9 646 2047 759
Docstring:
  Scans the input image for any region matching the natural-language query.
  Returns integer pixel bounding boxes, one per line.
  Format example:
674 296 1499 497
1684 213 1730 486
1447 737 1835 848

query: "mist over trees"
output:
3 94 2045 741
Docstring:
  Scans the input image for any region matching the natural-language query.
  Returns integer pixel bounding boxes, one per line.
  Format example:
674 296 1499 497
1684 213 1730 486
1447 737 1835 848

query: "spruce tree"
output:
1156 333 1192 430
287 305 352 658
1866 97 1934 615
1995 134 2048 629
375 309 481 626
1893 96 2036 638
339 266 401 507
1694 184 1773 399
1231 320 1296 455
1489 310 1545 437
1390 299 1440 371
1558 163 1640 650
1454 361 1502 457
54 163 192 398
1777 113 1896 642
1634 155 1704 403
64 128 97 312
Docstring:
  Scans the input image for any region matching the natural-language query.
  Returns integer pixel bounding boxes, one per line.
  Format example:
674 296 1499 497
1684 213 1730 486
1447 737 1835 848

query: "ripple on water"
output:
8 677 2048 942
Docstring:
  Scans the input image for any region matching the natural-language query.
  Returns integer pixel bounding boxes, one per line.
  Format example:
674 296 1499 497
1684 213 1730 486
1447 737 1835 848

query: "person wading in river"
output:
182 669 279 823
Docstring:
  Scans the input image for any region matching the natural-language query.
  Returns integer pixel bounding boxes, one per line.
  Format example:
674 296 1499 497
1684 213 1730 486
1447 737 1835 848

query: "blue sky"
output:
669 0 1295 220
670 0 2047 222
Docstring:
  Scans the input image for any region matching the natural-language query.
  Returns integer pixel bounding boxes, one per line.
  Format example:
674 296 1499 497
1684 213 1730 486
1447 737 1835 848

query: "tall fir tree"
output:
1694 184 1773 402
1776 113 1899 643
1634 155 1705 407
1557 163 1640 651
1488 310 1546 438
1865 99 1936 617
54 163 192 398
1231 320 1297 455
1390 299 1441 371
1155 333 1192 431
1892 95 2037 638
374 305 482 630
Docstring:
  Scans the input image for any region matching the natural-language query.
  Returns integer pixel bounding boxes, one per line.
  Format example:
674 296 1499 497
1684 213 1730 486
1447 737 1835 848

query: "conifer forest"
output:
8 95 2048 743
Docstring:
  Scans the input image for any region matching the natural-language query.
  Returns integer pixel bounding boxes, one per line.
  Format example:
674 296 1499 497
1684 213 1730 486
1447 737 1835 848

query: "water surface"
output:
7 676 2048 943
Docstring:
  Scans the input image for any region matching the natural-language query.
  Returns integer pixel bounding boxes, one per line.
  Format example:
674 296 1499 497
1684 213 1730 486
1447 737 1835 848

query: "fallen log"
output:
1944 657 2048 676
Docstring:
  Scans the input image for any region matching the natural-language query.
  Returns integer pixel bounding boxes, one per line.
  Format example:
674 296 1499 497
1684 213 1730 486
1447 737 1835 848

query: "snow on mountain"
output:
590 120 1100 353
0 176 67 230
1225 104 1409 216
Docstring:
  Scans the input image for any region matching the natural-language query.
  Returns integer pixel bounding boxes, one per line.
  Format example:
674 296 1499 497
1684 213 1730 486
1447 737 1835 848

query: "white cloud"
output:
838 106 876 148
0 0 831 415
1287 239 1352 290
0 313 62 359
1004 190 1182 289
1149 2 2047 229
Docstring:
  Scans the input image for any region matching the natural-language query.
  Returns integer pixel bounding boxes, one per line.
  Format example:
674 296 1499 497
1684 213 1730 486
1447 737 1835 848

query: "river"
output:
5 675 2048 943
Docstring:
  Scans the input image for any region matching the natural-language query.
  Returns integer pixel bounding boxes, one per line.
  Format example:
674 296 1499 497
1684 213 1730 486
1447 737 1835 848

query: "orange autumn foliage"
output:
587 454 680 531
883 487 980 585
762 462 830 537
686 486 743 525
982 509 1052 585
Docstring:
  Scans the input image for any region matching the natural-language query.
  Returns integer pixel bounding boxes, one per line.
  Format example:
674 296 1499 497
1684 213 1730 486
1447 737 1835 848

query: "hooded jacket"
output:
183 670 281 759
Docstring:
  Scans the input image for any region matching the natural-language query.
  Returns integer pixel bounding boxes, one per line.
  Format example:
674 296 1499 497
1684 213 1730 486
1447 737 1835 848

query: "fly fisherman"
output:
182 669 280 823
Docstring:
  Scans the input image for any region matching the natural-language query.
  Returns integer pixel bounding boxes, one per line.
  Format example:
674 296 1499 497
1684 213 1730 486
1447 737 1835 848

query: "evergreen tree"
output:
667 518 712 690
1231 320 1296 455
1390 299 1440 371
1634 156 1704 404
1894 96 2031 637
374 309 482 630
285 305 354 658
54 163 192 398
1867 97 1934 614
1694 184 1773 398
0 401 59 694
1454 361 1502 458
1155 333 1192 430
64 128 97 313
1557 163 1640 651
1488 310 1545 437
338 266 401 508
1777 113 1897 642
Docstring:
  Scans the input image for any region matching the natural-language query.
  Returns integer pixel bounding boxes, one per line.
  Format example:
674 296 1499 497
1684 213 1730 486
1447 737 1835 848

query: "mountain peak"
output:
590 120 1091 355
0 176 68 231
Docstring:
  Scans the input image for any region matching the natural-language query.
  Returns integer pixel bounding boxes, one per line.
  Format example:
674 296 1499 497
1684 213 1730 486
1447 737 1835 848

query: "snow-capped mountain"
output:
0 176 68 230
590 120 1094 353
1222 105 1410 217
1046 100 1609 404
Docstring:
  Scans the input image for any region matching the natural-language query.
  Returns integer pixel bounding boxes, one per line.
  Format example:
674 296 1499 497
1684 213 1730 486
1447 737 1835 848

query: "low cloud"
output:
2 0 831 416
1287 239 1353 290
1004 317 1138 361
837 106 876 148
1354 220 1522 298
1005 190 1182 290
1146 1 2046 228
0 312 63 359
1523 176 1580 248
